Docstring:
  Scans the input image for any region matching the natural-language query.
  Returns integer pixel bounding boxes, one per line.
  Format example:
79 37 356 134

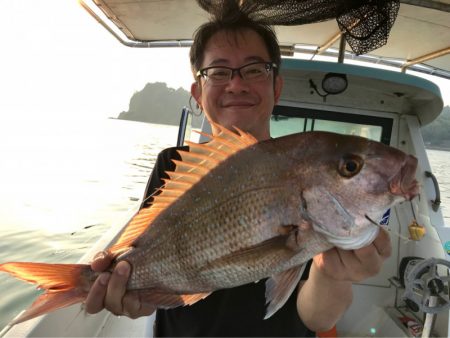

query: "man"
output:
85 11 391 337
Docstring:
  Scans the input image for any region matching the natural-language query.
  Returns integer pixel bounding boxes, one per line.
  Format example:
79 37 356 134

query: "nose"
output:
225 70 250 93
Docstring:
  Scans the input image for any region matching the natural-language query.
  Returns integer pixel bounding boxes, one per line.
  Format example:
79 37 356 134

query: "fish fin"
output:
178 122 256 182
109 125 257 255
0 262 90 324
264 265 306 319
0 262 90 289
11 289 87 325
179 122 257 181
136 289 211 308
108 206 162 255
189 121 258 158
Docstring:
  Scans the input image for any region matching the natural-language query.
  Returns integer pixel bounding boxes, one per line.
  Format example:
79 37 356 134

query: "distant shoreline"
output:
109 116 179 127
110 117 450 151
425 145 450 152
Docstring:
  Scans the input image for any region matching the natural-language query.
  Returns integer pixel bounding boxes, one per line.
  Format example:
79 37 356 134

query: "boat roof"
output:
280 59 443 125
81 0 450 79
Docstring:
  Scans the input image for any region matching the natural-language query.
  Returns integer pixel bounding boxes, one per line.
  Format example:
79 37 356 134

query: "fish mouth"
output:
389 155 419 201
313 222 380 250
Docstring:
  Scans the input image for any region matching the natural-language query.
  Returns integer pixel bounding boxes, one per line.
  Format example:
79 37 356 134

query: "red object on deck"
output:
317 325 337 338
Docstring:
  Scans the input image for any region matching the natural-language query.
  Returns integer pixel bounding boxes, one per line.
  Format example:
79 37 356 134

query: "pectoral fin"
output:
136 289 211 309
264 265 306 319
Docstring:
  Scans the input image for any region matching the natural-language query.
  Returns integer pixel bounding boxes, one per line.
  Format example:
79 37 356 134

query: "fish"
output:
0 123 419 324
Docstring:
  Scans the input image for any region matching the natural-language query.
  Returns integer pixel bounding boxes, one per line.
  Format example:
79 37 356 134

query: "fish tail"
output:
0 262 93 324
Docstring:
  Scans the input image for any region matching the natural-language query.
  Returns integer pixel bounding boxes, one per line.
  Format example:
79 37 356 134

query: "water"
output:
0 118 178 330
426 149 450 223
0 121 449 330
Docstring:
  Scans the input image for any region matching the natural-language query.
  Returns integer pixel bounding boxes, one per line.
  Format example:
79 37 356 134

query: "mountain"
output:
117 82 202 128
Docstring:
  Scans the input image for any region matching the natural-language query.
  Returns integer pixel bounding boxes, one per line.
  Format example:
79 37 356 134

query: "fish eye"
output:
338 155 363 178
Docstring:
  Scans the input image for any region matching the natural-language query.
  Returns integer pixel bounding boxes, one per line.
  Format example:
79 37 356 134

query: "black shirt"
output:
141 146 314 337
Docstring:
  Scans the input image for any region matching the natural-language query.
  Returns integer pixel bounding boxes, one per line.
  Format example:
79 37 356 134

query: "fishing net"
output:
196 0 400 55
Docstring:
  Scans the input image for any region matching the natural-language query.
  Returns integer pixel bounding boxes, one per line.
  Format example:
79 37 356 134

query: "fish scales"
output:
124 143 309 291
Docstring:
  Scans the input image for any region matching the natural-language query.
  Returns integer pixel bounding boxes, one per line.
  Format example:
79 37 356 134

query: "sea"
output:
0 118 449 331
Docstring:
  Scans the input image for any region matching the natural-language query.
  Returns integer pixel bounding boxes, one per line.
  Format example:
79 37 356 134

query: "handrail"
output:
425 171 441 212
177 107 191 147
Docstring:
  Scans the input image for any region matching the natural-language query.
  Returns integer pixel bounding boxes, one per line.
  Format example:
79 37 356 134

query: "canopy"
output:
81 0 450 79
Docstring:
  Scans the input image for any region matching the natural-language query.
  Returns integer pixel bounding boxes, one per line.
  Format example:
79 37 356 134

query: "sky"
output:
0 0 194 122
0 0 448 123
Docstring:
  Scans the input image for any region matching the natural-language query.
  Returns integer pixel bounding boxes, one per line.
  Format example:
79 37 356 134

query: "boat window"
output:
271 105 392 145
313 120 382 141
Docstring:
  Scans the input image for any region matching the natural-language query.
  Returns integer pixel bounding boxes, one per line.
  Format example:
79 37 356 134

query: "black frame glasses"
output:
196 62 277 85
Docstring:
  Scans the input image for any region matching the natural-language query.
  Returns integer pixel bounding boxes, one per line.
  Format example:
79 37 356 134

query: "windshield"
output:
271 106 392 144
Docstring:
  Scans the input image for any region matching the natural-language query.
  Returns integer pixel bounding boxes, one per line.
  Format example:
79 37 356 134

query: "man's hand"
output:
297 229 391 331
314 228 392 282
85 251 156 319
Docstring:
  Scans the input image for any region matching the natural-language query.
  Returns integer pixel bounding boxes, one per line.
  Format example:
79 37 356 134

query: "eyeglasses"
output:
196 62 277 85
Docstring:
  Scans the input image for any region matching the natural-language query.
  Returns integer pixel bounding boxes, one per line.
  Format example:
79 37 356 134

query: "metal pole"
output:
338 34 346 63
421 296 437 338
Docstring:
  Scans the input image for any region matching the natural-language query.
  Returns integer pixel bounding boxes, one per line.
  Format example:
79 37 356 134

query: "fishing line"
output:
365 214 411 243
409 201 417 220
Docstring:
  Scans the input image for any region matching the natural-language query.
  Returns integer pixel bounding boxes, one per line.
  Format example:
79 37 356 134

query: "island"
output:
116 82 202 128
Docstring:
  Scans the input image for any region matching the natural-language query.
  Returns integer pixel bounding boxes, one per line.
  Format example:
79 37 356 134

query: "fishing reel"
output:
402 257 450 314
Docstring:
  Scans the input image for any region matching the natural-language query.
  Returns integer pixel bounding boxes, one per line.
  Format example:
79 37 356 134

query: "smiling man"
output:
85 8 391 337
191 28 283 142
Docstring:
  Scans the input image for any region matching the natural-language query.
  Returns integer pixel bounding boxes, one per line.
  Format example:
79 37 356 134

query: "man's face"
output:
191 29 283 141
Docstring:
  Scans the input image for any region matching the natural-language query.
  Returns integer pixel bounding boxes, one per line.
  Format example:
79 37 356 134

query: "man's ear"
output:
191 81 202 108
274 75 284 104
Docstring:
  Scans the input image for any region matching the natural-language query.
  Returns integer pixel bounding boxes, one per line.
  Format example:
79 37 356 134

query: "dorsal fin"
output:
108 124 258 255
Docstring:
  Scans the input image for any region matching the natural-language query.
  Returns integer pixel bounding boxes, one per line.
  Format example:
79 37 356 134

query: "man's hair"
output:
189 11 281 78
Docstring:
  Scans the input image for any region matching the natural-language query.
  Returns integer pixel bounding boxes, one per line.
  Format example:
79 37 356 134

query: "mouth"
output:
389 155 419 201
222 101 255 108
221 95 258 108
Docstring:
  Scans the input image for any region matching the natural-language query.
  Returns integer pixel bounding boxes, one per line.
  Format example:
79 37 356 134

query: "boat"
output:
1 0 450 337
